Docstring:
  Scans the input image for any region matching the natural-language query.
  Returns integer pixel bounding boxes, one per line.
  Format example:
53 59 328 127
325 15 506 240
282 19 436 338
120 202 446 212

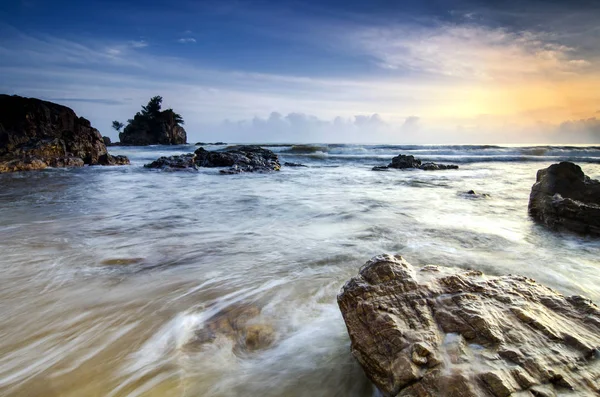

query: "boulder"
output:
144 153 197 170
338 254 600 397
0 95 129 172
119 122 186 145
374 154 458 171
195 145 280 174
102 136 112 146
284 162 307 167
529 162 600 236
463 190 491 199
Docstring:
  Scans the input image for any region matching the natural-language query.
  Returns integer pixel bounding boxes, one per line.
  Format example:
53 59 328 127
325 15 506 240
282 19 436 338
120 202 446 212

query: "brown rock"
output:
0 95 129 172
337 254 600 396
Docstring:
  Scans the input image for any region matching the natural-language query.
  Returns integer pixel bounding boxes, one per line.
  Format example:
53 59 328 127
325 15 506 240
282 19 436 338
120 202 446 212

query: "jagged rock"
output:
529 162 600 236
338 254 600 397
102 136 112 146
380 154 458 171
0 95 129 172
144 153 197 170
195 145 280 174
284 162 307 167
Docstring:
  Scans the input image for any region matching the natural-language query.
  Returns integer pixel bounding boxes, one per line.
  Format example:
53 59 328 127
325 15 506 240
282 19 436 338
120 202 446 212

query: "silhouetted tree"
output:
121 96 185 144
112 120 124 132
141 96 163 119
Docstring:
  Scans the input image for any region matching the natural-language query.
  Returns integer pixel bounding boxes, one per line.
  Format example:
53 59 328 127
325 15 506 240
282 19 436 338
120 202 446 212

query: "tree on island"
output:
112 120 124 132
119 96 187 145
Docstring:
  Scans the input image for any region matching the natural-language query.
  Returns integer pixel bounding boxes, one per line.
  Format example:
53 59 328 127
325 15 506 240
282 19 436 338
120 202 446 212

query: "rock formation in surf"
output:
338 254 600 397
0 95 129 173
117 96 187 145
373 154 458 171
145 145 281 174
529 162 600 236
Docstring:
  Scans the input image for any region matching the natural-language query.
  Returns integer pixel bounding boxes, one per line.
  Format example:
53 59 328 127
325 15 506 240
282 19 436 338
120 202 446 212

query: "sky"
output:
1 0 599 143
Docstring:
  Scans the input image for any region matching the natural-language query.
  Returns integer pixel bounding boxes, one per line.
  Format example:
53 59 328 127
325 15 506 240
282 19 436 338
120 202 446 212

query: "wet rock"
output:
372 166 390 171
337 254 600 397
188 304 275 354
195 145 280 174
284 162 307 167
529 162 600 236
144 153 197 170
381 154 458 171
98 154 130 166
464 190 491 198
0 95 129 172
195 141 227 146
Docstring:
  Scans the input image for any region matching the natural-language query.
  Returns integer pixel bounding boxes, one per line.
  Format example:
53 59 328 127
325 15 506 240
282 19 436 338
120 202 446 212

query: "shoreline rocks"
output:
145 145 281 174
338 254 600 397
529 162 600 236
0 95 129 172
373 154 458 171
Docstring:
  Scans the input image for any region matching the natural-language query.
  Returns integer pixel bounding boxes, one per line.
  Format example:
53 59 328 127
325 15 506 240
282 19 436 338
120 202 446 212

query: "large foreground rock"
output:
0 95 129 172
145 145 280 174
373 154 458 171
338 254 600 397
529 162 600 236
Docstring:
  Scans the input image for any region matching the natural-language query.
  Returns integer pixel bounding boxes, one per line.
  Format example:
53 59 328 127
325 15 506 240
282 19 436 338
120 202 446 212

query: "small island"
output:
114 96 187 145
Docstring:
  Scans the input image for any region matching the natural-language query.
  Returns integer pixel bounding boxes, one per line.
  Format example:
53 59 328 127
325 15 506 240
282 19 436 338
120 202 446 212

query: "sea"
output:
0 143 599 396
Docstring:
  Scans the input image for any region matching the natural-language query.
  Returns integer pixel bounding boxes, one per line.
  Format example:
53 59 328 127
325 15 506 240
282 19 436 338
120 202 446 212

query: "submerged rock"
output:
187 304 276 354
529 162 600 236
0 95 129 172
463 189 491 198
338 254 600 397
374 154 458 171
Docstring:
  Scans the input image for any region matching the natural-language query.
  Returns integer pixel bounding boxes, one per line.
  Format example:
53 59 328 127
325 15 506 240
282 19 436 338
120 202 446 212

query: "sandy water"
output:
0 144 599 396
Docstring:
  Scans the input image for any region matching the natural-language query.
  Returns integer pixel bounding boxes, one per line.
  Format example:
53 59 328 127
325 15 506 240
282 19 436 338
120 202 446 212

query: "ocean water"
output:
0 144 599 397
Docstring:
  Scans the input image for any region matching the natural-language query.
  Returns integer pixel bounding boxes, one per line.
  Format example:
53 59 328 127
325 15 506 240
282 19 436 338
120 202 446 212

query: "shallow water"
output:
0 144 599 396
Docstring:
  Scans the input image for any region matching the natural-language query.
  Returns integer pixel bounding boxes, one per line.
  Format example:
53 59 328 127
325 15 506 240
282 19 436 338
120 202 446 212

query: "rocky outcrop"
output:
144 153 197 170
102 136 112 146
284 162 307 167
119 123 186 145
373 154 458 171
338 254 600 397
529 162 600 236
145 145 280 174
0 95 129 172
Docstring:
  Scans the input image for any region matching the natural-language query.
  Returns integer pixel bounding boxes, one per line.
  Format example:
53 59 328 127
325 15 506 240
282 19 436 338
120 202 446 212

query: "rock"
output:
382 154 458 171
420 162 459 171
195 145 280 174
464 190 491 198
372 166 390 171
120 123 186 145
337 254 600 397
98 154 130 166
187 304 276 354
102 136 112 146
195 141 227 146
144 153 197 170
529 162 600 236
0 95 129 172
284 162 307 167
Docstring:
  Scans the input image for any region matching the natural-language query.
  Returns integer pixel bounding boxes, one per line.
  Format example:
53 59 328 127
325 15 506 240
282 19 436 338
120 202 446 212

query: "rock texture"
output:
529 162 600 236
373 155 458 171
145 145 281 174
338 254 600 397
0 95 129 172
119 122 186 145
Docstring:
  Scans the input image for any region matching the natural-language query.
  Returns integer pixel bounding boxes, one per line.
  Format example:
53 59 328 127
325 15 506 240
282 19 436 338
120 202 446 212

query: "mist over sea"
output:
1 143 599 396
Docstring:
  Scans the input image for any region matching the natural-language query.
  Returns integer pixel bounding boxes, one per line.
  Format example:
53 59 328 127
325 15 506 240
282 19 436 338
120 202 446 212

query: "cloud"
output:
353 23 593 81
129 40 148 48
177 37 197 43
